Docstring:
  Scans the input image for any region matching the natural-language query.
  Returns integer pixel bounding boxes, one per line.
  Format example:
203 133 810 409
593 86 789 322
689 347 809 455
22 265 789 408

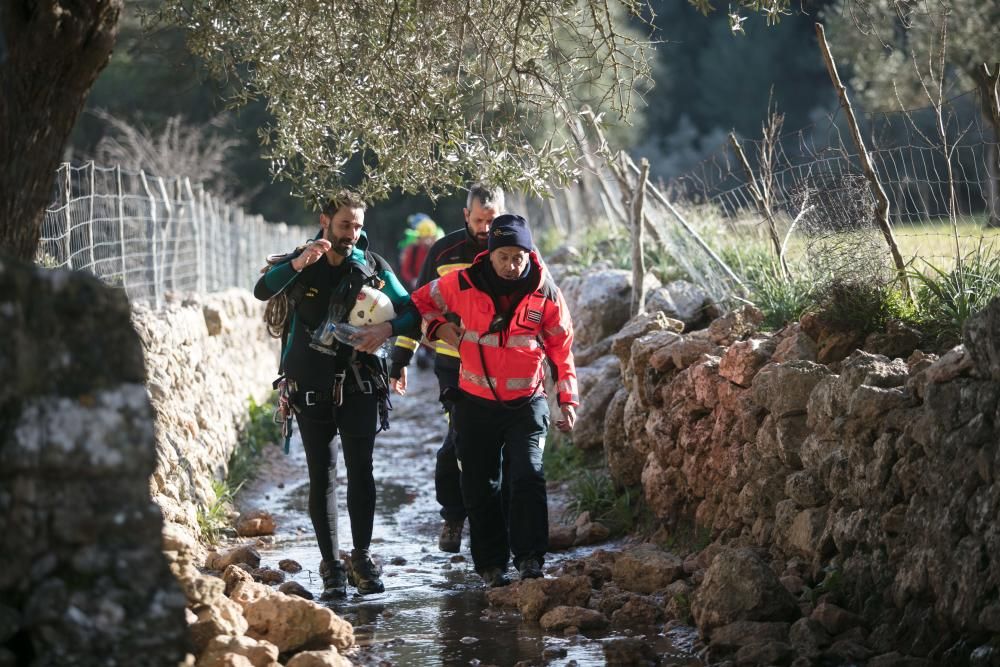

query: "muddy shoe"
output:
319 558 347 600
517 558 543 580
348 549 385 595
438 519 464 553
480 566 511 588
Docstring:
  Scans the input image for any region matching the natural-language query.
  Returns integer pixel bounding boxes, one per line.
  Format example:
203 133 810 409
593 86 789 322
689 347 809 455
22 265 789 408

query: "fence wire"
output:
520 89 998 311
667 89 1000 270
39 162 301 308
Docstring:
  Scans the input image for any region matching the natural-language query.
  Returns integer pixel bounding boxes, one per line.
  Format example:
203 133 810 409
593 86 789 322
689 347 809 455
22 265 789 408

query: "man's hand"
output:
352 321 393 353
390 367 408 396
435 322 465 349
555 404 576 432
291 238 332 271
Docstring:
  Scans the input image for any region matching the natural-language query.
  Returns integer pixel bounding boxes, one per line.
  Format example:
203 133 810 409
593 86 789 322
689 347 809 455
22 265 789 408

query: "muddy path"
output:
238 366 702 666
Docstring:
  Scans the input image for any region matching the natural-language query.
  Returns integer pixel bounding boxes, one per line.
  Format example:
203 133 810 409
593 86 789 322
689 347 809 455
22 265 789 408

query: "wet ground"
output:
239 366 703 666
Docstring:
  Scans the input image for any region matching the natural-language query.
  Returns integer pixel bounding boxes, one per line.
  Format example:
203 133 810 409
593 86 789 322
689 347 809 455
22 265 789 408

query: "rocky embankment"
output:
556 264 1000 666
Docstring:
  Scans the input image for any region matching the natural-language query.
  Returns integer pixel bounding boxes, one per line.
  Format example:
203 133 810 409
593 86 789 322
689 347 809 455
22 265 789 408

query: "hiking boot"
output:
319 558 347 600
479 567 511 588
438 519 464 553
347 549 385 595
517 558 543 581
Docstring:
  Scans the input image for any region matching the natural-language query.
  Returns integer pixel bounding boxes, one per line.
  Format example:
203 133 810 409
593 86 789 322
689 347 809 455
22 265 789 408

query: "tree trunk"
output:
0 0 122 260
973 64 1000 228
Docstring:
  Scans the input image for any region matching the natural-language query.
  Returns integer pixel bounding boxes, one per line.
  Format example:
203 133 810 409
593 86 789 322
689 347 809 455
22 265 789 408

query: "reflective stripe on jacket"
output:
411 250 579 406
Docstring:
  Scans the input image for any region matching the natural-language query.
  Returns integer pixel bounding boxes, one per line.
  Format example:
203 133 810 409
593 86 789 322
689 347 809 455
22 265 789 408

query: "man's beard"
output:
332 236 354 256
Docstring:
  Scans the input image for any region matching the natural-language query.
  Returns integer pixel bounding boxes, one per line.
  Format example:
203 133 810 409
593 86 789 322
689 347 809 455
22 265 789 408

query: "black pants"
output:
434 365 465 522
293 385 378 563
453 392 549 573
434 365 510 524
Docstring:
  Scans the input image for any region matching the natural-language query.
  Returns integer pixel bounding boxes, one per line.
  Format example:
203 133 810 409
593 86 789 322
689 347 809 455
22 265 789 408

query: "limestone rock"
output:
195 635 279 667
611 544 684 593
709 620 790 649
229 580 354 653
278 559 303 574
609 310 684 366
561 269 635 348
236 510 276 537
610 596 662 628
691 548 800 633
539 606 609 632
572 355 622 450
810 601 865 636
719 337 776 387
604 388 642 487
516 575 592 622
284 649 351 667
963 297 1000 380
647 280 718 329
277 581 314 600
772 324 818 363
602 637 661 667
708 305 764 346
223 565 255 596
207 546 261 571
750 361 831 418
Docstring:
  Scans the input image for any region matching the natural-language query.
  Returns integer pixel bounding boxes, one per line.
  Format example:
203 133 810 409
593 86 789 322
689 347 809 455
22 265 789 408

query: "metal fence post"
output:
116 165 127 292
62 164 73 269
87 162 96 272
140 170 161 309
157 176 174 291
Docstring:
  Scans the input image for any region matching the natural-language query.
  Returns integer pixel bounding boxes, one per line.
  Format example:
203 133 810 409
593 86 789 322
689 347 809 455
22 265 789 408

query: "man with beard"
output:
410 214 579 587
255 190 418 599
389 183 505 554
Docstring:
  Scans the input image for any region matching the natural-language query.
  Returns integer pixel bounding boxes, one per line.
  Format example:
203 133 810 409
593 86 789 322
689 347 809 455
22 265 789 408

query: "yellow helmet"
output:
416 219 438 239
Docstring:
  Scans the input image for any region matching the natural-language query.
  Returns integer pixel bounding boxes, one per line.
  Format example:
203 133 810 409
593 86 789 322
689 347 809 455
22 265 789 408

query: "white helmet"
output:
349 285 396 326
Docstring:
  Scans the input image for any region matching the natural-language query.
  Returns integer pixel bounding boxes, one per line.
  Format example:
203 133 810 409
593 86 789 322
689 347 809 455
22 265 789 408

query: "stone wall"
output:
590 297 1000 657
130 289 279 561
0 256 189 665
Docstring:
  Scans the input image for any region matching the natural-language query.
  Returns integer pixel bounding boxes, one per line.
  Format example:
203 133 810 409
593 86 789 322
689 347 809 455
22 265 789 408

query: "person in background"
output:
398 215 441 291
389 184 505 553
410 213 579 587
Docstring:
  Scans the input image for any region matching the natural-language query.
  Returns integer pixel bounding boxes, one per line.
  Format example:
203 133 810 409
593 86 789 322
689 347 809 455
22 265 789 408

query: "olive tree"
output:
822 0 1000 225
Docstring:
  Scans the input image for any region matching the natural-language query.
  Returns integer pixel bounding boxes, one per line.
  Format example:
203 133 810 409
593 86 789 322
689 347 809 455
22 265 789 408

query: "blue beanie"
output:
488 214 533 252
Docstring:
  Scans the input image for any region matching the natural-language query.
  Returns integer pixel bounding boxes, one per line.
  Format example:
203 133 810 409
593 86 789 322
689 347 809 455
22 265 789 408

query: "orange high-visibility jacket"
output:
411 250 580 407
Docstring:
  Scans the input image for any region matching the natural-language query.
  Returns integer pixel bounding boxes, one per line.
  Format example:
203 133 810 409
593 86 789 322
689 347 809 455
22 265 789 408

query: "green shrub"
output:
196 393 282 543
810 278 912 338
197 479 241 545
543 434 585 482
910 248 1000 349
566 470 647 536
722 244 814 330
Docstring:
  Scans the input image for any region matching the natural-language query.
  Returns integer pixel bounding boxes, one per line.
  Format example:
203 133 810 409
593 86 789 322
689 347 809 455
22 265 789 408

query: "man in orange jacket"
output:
410 214 579 587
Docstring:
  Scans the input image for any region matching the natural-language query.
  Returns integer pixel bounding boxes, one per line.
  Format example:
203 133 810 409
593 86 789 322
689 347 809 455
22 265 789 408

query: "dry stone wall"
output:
565 265 1000 661
0 257 189 665
130 289 279 561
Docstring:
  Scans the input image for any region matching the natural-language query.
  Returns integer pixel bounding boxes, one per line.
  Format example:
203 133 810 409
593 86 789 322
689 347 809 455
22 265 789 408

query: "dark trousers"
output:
434 365 511 524
434 365 465 522
293 387 378 563
453 392 549 572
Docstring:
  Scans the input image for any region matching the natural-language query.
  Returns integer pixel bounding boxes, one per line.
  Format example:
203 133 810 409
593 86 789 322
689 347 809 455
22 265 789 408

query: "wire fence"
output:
39 162 300 308
518 88 999 307
668 89 1000 272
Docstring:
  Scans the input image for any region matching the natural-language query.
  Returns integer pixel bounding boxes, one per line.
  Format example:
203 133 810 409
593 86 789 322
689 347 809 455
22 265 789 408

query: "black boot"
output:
319 558 347 600
347 549 385 595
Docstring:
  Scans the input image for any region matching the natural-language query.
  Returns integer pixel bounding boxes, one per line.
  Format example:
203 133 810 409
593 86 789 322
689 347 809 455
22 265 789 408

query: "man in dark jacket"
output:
389 183 505 553
254 190 419 599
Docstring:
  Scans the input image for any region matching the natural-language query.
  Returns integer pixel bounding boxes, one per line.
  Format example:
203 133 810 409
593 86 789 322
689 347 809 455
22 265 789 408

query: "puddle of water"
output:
240 368 703 666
